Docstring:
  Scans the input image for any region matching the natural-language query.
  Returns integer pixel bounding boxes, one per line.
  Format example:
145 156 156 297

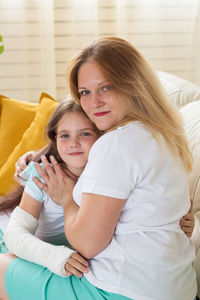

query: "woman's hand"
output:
33 155 77 206
65 252 89 278
14 151 35 184
180 199 194 238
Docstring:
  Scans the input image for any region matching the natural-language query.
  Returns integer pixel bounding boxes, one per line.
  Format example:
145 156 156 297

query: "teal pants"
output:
1 227 130 299
5 258 132 300
5 258 197 300
1 229 197 300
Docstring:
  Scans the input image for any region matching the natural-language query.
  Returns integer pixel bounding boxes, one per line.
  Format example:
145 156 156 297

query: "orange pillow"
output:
0 92 58 195
0 95 38 168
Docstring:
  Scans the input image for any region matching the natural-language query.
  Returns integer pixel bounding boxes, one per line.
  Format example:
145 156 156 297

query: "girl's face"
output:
77 61 129 131
56 111 99 176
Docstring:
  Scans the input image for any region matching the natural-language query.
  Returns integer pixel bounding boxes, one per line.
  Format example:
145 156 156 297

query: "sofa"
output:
0 72 200 296
158 71 200 298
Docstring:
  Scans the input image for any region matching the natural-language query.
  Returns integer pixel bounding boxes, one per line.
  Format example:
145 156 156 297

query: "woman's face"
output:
56 111 99 176
77 61 129 131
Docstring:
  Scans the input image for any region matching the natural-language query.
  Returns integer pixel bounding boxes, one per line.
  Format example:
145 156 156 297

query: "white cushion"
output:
194 245 200 298
180 100 200 212
160 74 200 295
157 71 200 107
180 100 200 293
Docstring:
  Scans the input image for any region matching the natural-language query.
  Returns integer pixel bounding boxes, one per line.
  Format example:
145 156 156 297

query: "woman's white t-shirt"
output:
73 121 197 300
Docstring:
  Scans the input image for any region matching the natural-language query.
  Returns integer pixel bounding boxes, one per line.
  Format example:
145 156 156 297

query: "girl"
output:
0 100 100 279
0 36 197 300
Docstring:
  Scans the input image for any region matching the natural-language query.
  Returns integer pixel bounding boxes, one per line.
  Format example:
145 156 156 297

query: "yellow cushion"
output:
0 95 38 168
0 92 58 195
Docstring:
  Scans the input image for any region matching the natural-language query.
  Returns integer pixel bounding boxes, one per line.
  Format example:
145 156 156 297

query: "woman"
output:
0 36 197 300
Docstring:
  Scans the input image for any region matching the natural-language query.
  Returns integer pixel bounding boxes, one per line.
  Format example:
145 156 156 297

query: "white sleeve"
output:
81 131 139 199
4 206 75 277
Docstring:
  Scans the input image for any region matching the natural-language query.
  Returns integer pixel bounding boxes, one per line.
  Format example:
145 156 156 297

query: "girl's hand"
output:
33 155 77 206
180 199 194 238
65 252 89 278
14 151 35 184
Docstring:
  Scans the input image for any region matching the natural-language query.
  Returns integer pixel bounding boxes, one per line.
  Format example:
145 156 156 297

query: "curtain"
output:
192 0 200 85
0 0 199 102
0 0 56 102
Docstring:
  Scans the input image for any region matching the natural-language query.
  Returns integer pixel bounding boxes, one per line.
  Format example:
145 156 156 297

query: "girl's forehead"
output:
57 111 94 128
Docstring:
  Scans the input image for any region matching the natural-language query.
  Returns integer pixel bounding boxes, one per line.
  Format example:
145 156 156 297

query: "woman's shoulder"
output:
95 121 150 146
89 121 161 165
88 122 145 156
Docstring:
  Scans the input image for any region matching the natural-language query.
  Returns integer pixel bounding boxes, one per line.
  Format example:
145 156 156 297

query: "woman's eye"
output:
102 85 112 92
80 90 90 96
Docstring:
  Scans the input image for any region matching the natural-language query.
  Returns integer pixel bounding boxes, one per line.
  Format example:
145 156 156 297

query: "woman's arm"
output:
34 156 125 259
4 192 88 277
62 193 125 259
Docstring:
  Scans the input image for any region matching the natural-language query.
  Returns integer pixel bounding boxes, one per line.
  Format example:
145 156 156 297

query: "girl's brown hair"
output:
0 100 100 213
68 36 192 172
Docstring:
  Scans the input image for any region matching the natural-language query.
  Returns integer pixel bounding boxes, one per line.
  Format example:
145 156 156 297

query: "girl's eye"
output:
80 132 91 137
57 134 69 139
80 90 90 96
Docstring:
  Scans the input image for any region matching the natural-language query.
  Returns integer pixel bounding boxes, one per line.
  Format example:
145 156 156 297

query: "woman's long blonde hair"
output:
68 36 192 172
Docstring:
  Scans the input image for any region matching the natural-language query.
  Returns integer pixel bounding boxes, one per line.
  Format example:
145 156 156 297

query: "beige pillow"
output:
181 101 200 295
194 241 200 298
157 71 200 107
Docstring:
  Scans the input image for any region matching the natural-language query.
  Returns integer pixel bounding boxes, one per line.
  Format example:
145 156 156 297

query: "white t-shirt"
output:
73 122 197 300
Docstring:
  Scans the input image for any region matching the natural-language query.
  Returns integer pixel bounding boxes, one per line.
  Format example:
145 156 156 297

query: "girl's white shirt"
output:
3 163 75 277
21 162 68 246
0 211 10 233
73 121 197 300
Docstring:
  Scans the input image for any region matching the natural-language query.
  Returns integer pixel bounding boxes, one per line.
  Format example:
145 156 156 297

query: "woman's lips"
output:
94 111 110 117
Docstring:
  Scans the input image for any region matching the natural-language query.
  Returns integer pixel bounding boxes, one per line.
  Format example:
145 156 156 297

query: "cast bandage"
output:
4 206 75 277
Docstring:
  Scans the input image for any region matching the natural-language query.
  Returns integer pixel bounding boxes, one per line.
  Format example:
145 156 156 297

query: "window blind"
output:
0 0 199 102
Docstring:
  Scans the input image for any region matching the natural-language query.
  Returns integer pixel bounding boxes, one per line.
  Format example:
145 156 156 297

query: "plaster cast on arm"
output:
4 206 75 277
